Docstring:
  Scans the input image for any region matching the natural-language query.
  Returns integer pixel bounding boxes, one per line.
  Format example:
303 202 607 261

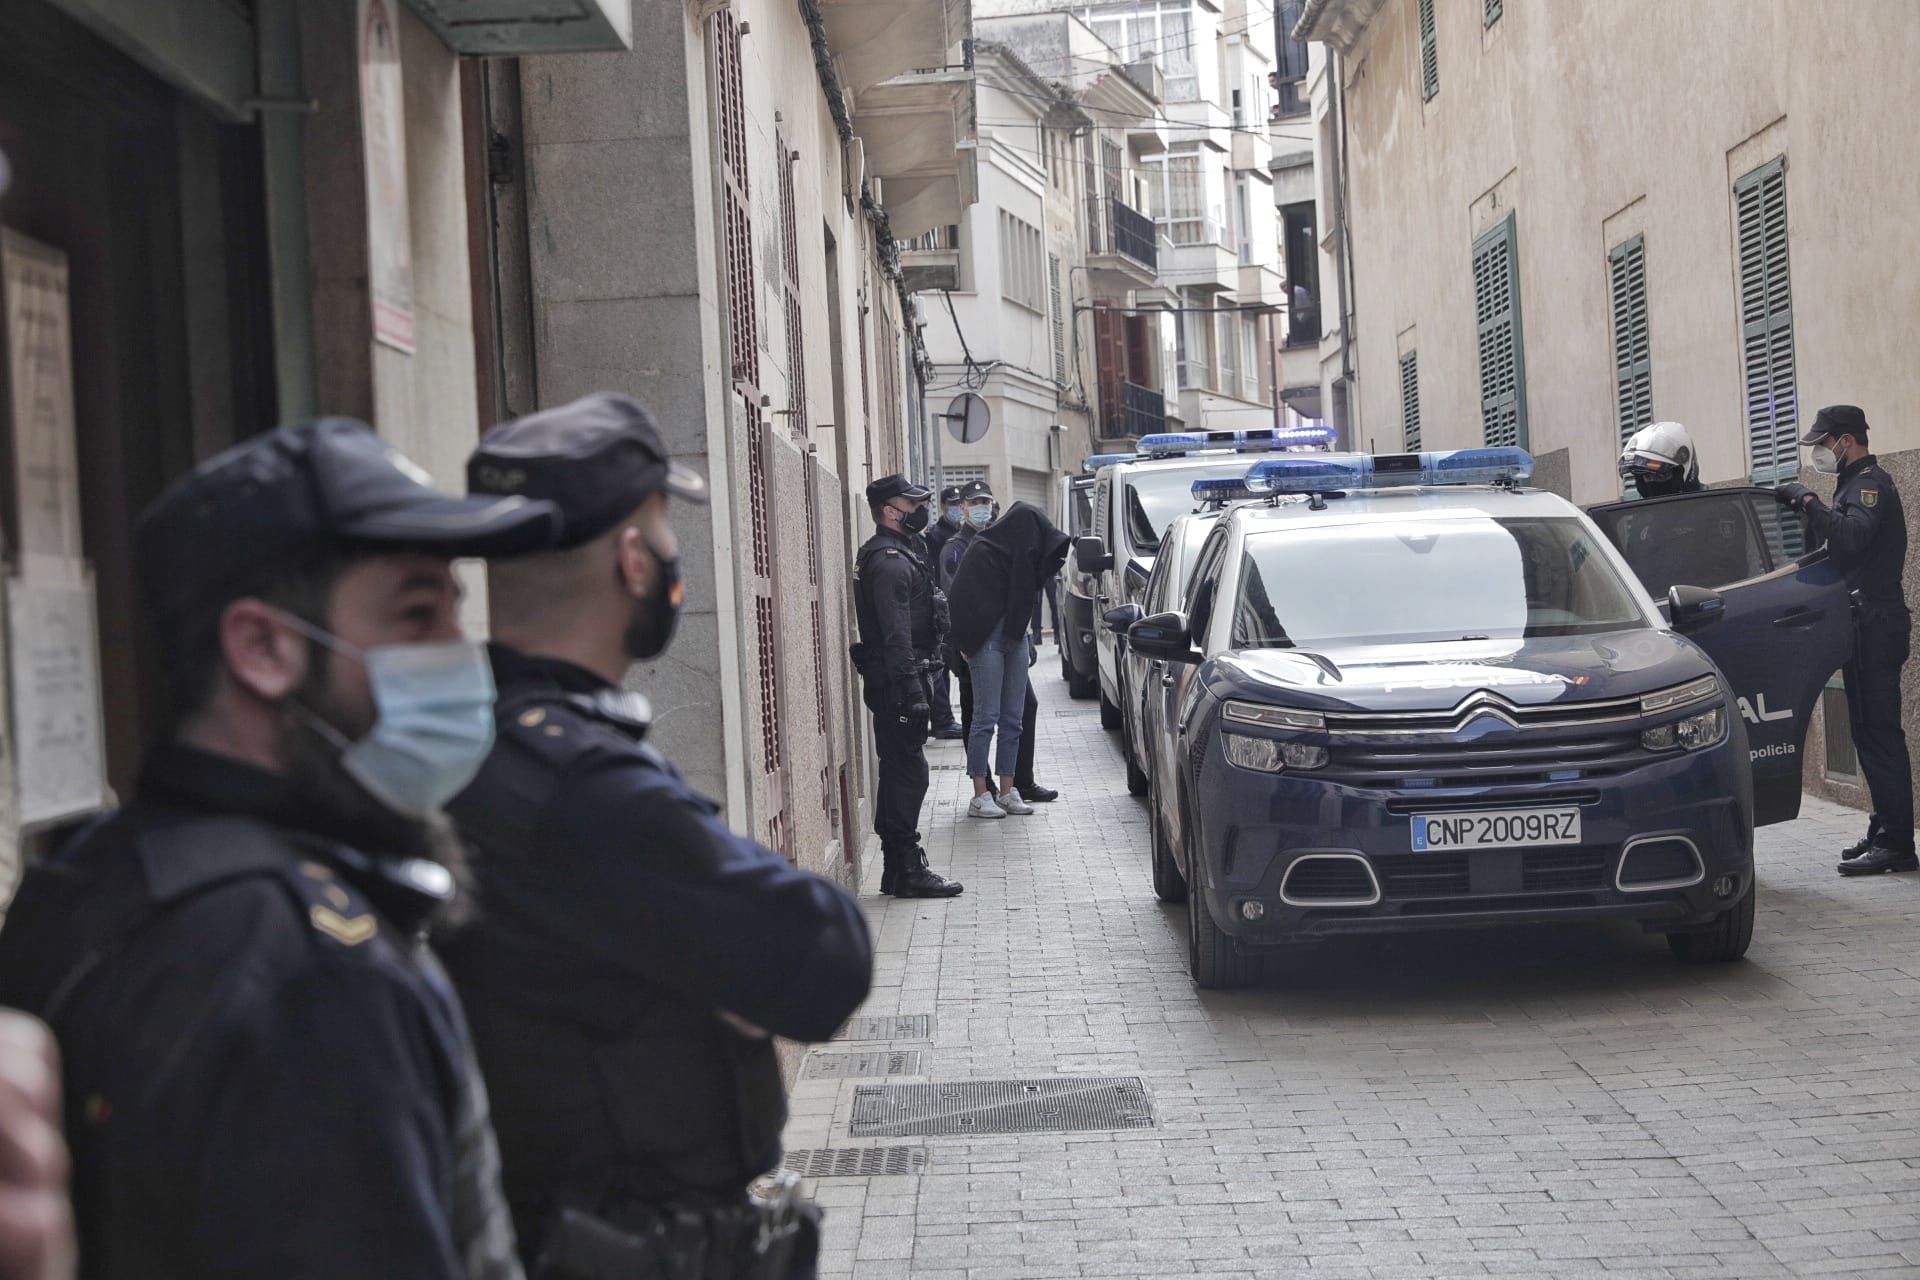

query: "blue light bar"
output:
1139 426 1339 459
1242 447 1536 493
1191 475 1267 503
1081 452 1136 471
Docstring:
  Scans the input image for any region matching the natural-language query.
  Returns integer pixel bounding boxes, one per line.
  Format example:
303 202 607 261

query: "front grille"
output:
1617 839 1701 887
1321 730 1646 788
1373 848 1612 901
1384 788 1599 816
1401 893 1596 915
1281 856 1377 903
1374 853 1469 898
1522 848 1611 892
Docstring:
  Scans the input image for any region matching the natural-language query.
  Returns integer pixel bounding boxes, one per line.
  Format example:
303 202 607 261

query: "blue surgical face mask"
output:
967 504 994 528
944 504 965 525
277 612 497 818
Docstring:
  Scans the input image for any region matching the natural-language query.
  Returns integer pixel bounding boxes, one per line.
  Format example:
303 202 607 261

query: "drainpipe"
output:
256 0 316 420
1330 47 1356 438
1268 312 1281 429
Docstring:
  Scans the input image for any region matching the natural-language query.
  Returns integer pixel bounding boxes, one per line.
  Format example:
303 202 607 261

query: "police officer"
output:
1619 420 1703 499
449 393 875 1276
1778 405 1913 875
924 486 966 740
0 419 553 1278
853 477 965 897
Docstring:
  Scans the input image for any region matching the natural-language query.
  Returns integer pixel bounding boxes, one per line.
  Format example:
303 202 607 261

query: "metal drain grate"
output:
834 1015 932 1041
805 1050 924 1080
851 1077 1154 1137
783 1146 928 1178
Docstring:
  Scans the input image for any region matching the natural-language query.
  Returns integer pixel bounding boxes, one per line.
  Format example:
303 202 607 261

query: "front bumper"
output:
1061 588 1097 678
1190 738 1755 945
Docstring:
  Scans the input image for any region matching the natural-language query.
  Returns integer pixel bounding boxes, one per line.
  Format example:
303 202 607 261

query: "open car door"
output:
1587 487 1851 826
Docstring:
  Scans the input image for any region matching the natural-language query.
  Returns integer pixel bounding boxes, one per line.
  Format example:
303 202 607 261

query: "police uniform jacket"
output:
937 523 976 590
440 646 872 1242
0 745 519 1280
1804 454 1909 608
855 528 940 705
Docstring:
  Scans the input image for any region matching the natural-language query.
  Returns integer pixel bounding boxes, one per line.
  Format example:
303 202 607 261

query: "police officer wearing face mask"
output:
853 476 965 897
1778 406 1913 875
0 419 557 1279
923 486 966 740
448 394 874 1277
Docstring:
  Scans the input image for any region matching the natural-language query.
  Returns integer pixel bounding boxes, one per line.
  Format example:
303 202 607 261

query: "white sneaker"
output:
997 790 1035 816
968 792 1007 819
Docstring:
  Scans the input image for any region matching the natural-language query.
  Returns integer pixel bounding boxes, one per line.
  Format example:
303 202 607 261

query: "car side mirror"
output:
1102 603 1144 632
1128 610 1199 663
1667 584 1726 634
1074 535 1113 574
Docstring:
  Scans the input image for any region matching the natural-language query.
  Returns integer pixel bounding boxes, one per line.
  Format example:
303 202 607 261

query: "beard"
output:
281 655 475 931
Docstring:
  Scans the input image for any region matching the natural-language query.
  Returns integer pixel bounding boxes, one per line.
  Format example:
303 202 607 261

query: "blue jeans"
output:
967 623 1030 780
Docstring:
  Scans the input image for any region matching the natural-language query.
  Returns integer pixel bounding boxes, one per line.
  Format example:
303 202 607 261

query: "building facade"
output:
1295 0 1920 812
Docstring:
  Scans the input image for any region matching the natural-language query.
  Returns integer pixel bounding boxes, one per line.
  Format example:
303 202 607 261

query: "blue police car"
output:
1130 448 1849 988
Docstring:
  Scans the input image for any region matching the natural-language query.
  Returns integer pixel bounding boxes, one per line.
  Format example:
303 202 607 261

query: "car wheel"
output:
1149 779 1187 904
1099 689 1121 731
1124 730 1148 796
1666 883 1755 963
1184 810 1260 989
1067 662 1097 700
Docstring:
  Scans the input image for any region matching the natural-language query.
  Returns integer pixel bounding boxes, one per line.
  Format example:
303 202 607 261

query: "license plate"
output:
1410 807 1581 852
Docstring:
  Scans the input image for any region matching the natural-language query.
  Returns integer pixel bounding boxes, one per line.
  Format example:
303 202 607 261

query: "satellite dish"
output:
945 392 991 444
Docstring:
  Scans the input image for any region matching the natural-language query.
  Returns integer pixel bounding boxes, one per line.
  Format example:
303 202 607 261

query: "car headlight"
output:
1223 701 1325 731
1640 675 1720 715
1641 705 1726 752
1223 732 1329 772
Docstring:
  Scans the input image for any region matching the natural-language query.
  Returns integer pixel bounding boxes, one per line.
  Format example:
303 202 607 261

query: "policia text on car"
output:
1778 405 1914 875
448 393 874 1278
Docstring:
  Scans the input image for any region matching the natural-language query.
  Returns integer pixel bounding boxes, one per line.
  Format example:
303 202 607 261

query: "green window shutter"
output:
1472 212 1527 449
1484 0 1502 25
1607 234 1652 451
1418 0 1438 100
1735 157 1797 483
1049 253 1067 385
1399 350 1422 451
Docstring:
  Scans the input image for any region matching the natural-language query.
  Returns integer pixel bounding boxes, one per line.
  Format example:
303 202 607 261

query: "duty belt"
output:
533 1171 818 1280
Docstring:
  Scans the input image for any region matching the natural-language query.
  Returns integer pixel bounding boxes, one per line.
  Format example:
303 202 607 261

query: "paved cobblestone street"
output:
787 673 1920 1279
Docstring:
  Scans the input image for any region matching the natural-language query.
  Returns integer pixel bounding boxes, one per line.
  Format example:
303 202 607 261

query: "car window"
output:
1232 516 1648 649
1120 459 1250 555
1092 475 1110 547
1184 528 1230 642
1067 482 1093 538
1587 490 1805 598
1144 553 1174 613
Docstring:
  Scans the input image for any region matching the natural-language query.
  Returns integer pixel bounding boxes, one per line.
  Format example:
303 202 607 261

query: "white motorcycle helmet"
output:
1618 421 1700 498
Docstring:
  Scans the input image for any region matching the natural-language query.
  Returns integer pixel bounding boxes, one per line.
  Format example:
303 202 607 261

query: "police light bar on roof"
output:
1082 452 1136 471
1136 426 1337 458
1242 447 1536 493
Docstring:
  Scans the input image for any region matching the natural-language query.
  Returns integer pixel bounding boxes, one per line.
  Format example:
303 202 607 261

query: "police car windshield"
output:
1123 461 1247 554
1232 516 1647 649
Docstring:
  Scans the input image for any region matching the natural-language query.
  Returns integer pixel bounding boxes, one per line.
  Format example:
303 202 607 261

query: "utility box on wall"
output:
403 0 632 54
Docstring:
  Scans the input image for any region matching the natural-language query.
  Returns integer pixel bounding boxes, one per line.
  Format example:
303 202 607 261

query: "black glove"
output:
1775 482 1814 509
1027 642 1038 668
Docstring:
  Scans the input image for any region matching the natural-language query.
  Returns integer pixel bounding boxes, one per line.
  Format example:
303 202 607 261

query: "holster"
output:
533 1174 821 1280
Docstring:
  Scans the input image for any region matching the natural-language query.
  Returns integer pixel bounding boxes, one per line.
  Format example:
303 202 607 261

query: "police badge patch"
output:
1862 488 1880 508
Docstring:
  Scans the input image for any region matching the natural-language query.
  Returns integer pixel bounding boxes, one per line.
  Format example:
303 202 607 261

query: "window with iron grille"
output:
1484 0 1501 26
1734 157 1798 483
778 135 807 440
1399 349 1421 451
711 8 757 390
1472 212 1527 448
1418 0 1438 101
1049 254 1067 385
1608 234 1652 452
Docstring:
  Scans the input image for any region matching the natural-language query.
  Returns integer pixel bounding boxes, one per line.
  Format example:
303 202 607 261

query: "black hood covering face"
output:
947 501 1071 657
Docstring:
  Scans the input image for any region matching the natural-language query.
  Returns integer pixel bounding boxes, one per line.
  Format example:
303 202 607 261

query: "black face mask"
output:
624 545 684 660
898 504 930 534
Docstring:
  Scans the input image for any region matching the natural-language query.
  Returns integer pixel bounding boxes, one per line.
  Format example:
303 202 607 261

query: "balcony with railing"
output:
1106 380 1166 438
897 224 962 292
1086 196 1160 290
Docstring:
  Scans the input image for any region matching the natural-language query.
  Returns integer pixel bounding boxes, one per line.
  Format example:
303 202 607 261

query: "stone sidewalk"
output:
785 672 1920 1279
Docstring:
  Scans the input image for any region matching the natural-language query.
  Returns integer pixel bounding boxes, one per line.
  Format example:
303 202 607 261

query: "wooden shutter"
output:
1607 234 1653 449
1399 350 1422 452
1735 158 1798 482
778 136 807 440
1049 253 1067 385
1472 212 1527 448
1418 0 1438 101
1093 308 1126 437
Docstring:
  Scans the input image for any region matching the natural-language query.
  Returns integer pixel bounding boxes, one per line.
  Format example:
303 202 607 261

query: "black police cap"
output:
137 418 560 625
958 479 994 501
469 393 709 549
939 485 963 504
866 474 933 507
1800 404 1869 446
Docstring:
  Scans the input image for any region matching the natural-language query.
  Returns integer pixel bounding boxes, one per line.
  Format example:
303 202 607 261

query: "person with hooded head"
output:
946 502 1072 819
448 394 875 1274
923 486 967 740
1778 405 1912 875
0 418 559 1279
